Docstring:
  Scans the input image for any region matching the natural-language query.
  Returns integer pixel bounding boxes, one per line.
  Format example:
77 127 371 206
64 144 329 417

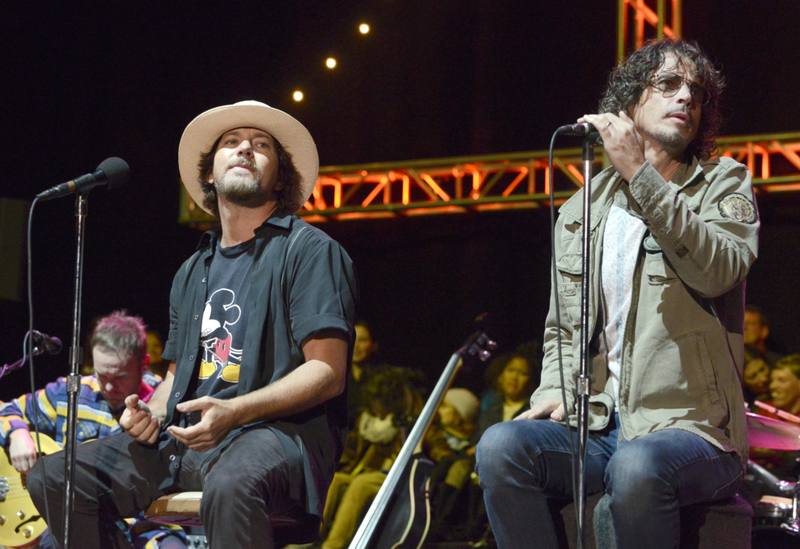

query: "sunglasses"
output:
647 73 710 106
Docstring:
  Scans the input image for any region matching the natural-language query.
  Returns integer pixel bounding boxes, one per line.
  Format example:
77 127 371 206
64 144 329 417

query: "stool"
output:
145 492 321 547
592 493 753 549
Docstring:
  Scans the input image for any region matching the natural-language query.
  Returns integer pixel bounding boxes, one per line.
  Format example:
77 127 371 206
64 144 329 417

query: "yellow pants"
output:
321 470 386 549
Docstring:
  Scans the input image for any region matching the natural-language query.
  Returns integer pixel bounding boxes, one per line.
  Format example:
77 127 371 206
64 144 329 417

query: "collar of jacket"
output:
557 155 706 227
195 209 295 251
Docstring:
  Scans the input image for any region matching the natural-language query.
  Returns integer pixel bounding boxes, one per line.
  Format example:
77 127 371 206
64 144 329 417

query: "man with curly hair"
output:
476 38 759 549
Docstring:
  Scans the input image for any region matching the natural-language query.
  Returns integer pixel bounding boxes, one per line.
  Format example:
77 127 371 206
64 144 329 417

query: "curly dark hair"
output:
361 365 416 423
599 38 725 160
197 133 304 216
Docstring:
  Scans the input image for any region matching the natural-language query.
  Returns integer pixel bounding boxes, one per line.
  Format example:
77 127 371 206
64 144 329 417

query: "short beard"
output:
215 159 275 208
641 126 690 159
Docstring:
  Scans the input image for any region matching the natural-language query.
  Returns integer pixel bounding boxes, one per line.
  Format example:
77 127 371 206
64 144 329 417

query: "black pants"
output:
27 427 306 549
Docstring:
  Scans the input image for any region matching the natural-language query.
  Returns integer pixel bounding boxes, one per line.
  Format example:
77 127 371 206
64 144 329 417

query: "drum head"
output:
752 496 800 549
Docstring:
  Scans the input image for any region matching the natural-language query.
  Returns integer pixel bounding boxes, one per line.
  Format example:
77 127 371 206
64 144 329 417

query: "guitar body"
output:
0 433 61 548
372 455 434 549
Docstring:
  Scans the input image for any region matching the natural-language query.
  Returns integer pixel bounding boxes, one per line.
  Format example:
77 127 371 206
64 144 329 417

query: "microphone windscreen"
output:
97 157 130 190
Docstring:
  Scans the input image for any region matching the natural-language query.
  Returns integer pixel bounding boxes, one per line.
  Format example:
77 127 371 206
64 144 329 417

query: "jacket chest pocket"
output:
77 423 99 442
556 254 583 327
643 235 679 286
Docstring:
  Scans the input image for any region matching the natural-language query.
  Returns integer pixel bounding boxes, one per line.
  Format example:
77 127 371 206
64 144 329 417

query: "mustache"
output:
225 157 258 171
665 107 691 118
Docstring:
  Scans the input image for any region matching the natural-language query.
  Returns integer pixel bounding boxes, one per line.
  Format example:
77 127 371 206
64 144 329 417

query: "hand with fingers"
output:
8 430 38 474
166 397 238 452
579 111 646 182
514 398 566 422
120 395 162 445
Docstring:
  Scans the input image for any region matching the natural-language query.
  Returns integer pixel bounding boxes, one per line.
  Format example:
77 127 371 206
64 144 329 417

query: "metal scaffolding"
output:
178 132 800 226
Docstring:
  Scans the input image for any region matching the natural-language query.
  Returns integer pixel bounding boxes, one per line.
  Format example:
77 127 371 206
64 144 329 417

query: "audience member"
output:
429 350 540 543
0 311 186 549
473 352 538 444
146 329 168 378
437 388 480 452
748 355 800 485
743 346 772 407
347 321 382 427
769 355 800 416
745 304 783 366
321 365 452 549
478 342 541 413
428 388 480 541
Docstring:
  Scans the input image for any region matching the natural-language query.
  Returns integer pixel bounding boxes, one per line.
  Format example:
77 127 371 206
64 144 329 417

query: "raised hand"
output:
120 395 161 445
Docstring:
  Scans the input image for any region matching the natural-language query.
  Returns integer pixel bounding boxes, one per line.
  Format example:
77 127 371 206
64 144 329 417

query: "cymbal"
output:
747 411 800 451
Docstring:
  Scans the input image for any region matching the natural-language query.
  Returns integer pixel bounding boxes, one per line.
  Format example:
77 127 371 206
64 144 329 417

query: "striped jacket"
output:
0 371 185 549
0 372 159 446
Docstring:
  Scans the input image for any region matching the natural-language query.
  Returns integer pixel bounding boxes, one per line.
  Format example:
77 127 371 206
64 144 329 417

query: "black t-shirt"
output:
196 238 256 400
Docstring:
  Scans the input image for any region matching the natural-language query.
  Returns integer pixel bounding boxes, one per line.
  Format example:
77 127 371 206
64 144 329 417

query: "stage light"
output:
359 23 370 35
326 57 337 69
293 90 304 102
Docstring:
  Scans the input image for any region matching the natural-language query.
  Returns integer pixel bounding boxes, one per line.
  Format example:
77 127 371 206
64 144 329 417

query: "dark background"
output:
1 1 798 398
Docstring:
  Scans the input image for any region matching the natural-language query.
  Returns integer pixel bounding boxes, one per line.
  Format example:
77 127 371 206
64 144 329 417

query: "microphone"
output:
558 123 596 136
30 330 63 355
36 157 130 201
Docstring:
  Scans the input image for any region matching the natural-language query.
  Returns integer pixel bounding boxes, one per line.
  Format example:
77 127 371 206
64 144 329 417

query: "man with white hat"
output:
28 101 359 549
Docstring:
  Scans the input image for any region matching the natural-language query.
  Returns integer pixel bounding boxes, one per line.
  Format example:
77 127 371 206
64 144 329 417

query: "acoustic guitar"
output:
0 433 61 548
348 330 495 549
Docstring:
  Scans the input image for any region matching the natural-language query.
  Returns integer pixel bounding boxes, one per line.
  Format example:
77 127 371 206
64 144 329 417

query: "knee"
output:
27 455 59 506
475 421 532 483
605 443 668 499
204 467 254 503
344 473 382 501
27 459 45 503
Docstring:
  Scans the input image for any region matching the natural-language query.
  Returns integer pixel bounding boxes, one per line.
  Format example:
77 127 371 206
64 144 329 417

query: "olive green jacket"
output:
534 155 759 466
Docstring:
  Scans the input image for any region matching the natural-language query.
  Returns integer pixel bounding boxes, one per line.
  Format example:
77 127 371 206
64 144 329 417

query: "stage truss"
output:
178 132 800 226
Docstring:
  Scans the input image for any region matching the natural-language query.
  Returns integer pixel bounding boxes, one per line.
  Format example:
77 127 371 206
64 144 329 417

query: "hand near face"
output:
167 397 237 452
120 395 161 445
579 111 647 182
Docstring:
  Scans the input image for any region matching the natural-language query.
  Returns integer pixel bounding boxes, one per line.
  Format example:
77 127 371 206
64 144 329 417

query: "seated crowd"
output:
741 305 800 488
316 320 543 548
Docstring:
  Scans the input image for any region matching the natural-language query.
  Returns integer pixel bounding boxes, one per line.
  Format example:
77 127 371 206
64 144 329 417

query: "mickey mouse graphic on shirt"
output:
199 288 244 383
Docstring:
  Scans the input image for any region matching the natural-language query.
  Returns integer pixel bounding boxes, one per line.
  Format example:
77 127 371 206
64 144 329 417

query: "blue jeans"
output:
474 415 743 549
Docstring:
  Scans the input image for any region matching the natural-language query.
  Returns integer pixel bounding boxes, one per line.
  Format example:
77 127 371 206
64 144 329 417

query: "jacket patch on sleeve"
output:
718 193 757 224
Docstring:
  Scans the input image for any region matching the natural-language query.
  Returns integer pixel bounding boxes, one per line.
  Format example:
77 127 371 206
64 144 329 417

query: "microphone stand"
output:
60 193 89 549
575 132 600 549
0 340 49 380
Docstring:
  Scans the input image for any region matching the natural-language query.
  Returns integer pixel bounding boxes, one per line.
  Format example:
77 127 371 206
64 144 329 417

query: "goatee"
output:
216 159 275 207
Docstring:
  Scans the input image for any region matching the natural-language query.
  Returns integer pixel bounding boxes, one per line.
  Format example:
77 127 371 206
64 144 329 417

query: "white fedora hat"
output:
178 100 319 215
